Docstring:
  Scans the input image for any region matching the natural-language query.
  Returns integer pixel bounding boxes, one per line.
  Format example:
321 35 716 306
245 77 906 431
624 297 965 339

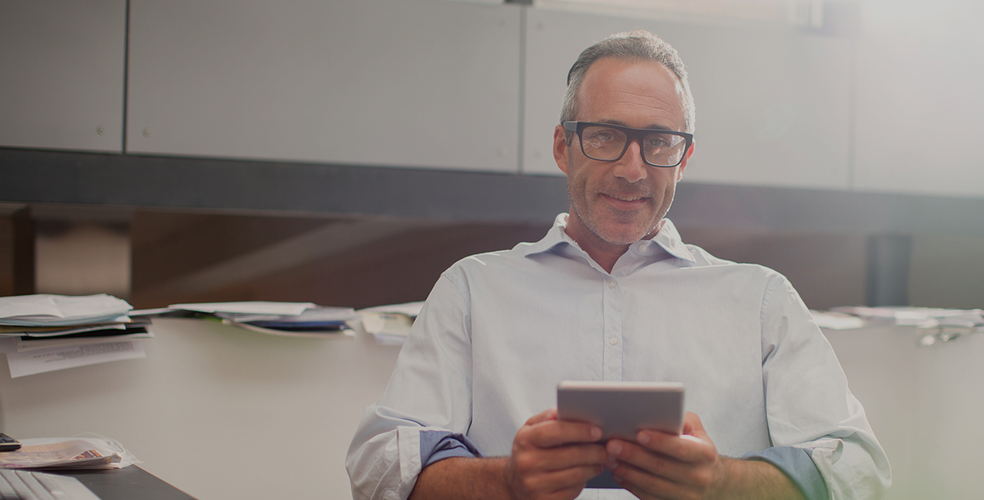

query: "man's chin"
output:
592 226 653 247
571 206 659 247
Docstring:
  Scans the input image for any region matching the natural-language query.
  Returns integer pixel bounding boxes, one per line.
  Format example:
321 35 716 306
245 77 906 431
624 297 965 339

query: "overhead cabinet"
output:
125 0 522 173
522 8 854 192
0 0 126 153
2 0 982 199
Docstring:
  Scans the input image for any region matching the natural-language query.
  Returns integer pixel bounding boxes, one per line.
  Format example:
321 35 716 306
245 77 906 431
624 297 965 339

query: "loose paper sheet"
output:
168 301 316 316
0 338 146 378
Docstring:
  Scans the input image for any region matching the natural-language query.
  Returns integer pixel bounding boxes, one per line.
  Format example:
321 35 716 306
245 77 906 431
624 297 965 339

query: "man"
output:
347 30 890 500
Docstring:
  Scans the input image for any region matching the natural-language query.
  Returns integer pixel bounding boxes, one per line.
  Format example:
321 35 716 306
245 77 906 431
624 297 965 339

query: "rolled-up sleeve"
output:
743 446 829 500
760 274 892 499
346 273 476 500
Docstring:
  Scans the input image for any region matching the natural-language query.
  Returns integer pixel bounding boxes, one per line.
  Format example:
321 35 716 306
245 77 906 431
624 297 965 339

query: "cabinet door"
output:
523 8 853 192
127 0 521 173
0 0 125 152
854 0 984 198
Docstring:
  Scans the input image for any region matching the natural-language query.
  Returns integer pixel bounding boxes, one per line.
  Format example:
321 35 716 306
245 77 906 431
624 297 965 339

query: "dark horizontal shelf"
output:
2 147 983 235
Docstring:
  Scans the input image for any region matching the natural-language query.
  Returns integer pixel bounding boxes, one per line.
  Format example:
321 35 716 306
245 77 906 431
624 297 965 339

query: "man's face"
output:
554 58 694 249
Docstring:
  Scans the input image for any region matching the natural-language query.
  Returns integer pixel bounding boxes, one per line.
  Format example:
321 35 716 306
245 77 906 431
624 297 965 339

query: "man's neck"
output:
564 212 664 274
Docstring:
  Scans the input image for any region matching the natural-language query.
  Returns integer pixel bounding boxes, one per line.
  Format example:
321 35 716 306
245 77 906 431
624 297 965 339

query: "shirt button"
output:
608 281 617 289
609 337 618 345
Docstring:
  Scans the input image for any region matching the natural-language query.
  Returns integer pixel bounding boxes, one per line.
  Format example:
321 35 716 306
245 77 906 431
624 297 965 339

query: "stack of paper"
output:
359 302 424 345
145 301 360 338
0 294 148 378
829 306 984 328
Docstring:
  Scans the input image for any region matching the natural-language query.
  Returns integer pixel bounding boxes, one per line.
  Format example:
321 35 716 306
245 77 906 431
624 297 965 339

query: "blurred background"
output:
2 2 984 499
3 0 982 312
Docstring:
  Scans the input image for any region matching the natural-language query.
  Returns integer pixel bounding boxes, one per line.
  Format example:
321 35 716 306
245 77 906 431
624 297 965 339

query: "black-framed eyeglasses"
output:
563 121 693 168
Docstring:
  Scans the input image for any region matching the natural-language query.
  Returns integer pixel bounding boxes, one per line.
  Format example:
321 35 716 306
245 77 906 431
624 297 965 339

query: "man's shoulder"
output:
445 241 539 274
684 244 787 282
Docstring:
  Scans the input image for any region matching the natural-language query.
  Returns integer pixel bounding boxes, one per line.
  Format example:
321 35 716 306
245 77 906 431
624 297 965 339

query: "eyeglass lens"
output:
580 125 687 167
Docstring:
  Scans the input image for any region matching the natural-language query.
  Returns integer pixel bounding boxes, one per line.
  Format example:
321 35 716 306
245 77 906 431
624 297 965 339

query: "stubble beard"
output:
567 177 670 248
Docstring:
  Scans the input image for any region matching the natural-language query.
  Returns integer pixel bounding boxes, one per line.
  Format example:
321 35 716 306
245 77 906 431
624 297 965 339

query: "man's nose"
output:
612 139 648 183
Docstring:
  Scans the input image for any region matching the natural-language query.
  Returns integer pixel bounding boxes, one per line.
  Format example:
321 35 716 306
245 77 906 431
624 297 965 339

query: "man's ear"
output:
676 140 695 182
553 125 571 175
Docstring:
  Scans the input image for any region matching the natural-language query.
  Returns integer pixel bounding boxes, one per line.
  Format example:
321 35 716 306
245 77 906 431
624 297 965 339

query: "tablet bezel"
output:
556 380 685 440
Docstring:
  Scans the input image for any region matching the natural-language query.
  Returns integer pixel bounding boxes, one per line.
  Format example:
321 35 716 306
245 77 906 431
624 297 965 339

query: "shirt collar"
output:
523 213 696 264
522 213 572 256
648 219 697 263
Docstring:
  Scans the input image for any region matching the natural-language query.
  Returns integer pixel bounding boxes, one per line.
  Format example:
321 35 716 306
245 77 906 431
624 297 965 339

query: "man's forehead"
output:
577 58 687 130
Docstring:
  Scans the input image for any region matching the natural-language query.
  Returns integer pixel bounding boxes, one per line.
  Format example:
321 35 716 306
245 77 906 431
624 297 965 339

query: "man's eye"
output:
645 136 670 149
588 131 616 143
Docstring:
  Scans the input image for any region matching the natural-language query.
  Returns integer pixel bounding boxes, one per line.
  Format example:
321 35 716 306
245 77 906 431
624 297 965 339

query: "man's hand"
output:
603 412 720 499
504 408 609 500
408 409 607 500
605 412 805 500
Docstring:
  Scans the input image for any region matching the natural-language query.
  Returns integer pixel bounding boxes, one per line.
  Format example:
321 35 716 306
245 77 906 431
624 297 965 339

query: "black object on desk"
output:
53 467 196 500
0 434 22 452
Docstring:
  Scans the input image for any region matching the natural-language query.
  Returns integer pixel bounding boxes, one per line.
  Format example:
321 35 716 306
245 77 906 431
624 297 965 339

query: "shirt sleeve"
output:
419 430 483 467
346 273 477 500
759 274 892 499
743 446 829 500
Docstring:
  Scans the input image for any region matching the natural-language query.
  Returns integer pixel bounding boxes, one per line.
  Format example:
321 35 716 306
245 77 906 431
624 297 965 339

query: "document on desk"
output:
0 294 132 327
153 301 360 338
810 310 865 330
829 306 984 327
167 301 316 316
0 435 137 470
0 337 146 378
359 301 425 345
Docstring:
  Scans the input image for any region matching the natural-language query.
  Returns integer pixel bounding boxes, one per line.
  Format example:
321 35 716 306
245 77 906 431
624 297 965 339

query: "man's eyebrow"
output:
594 119 679 131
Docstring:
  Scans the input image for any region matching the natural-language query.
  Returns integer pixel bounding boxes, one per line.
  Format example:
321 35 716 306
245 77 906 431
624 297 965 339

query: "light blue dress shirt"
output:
347 215 891 500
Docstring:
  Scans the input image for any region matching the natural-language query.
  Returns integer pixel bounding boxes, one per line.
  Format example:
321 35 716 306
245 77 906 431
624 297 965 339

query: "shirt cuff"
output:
419 430 484 468
743 446 829 500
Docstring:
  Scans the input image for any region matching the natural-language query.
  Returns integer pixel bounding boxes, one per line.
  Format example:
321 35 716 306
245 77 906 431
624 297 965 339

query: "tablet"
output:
557 381 685 489
556 380 685 440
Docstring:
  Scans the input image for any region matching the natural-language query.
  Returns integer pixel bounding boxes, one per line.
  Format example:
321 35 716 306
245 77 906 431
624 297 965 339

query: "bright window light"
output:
534 0 825 28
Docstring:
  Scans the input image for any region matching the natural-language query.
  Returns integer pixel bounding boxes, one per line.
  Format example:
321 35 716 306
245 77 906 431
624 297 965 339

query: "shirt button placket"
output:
602 277 623 381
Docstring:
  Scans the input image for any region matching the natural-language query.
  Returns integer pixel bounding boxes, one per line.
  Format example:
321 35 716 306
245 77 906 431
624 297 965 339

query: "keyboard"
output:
0 469 100 500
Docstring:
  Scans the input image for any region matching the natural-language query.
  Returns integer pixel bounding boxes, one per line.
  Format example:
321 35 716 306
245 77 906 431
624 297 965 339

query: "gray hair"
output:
560 30 696 136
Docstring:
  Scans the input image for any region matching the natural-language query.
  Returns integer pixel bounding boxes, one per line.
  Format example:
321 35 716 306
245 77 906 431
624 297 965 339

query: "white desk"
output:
823 325 984 499
0 318 400 500
0 318 978 499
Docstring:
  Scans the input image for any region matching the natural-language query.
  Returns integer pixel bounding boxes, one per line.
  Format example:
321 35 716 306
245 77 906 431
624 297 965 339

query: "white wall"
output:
854 0 984 197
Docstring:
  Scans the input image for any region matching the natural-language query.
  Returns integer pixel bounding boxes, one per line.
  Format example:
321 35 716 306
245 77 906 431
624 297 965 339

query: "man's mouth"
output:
608 194 645 202
601 193 649 208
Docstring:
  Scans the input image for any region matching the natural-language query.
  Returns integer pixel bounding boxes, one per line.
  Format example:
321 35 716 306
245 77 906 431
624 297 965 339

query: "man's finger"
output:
607 438 718 498
614 462 695 500
516 463 606 493
536 443 609 471
607 439 688 479
527 419 603 448
634 431 715 464
634 414 716 464
681 411 708 439
524 408 558 426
